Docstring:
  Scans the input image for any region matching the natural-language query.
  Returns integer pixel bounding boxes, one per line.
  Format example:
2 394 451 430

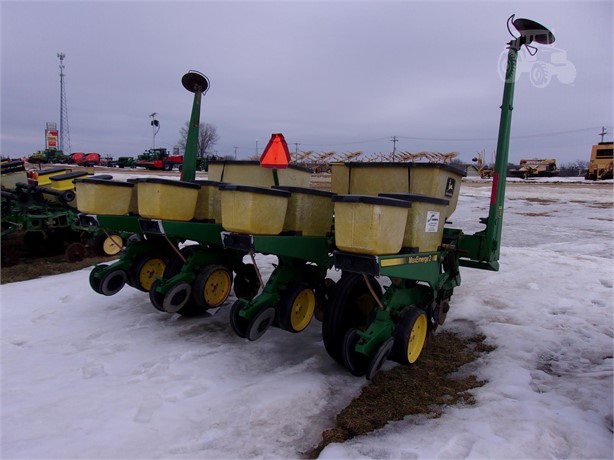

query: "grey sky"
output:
1 0 612 164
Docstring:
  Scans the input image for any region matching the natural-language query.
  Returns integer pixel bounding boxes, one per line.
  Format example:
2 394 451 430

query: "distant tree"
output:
559 160 589 177
177 122 219 158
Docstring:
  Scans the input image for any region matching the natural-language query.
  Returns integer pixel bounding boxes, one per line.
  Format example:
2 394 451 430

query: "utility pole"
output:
150 113 159 149
57 52 71 154
233 146 238 159
390 136 398 162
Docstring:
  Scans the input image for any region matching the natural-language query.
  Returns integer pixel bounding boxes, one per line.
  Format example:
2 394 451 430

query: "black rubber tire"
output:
89 264 108 294
342 328 369 377
322 273 382 364
149 279 166 312
229 300 249 338
99 269 128 296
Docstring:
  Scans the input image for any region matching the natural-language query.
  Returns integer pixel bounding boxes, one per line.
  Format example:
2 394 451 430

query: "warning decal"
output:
425 211 440 233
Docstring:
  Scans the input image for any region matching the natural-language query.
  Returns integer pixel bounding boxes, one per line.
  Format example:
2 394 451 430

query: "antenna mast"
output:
57 52 71 154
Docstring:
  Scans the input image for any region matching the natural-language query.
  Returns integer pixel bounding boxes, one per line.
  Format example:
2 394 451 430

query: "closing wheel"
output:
89 264 108 294
99 269 128 296
342 328 369 377
194 265 233 308
233 263 261 300
149 279 165 312
391 307 428 365
366 337 394 381
322 273 382 364
230 300 249 338
102 234 123 256
157 282 191 313
278 284 316 333
132 255 167 292
65 242 86 262
247 306 276 341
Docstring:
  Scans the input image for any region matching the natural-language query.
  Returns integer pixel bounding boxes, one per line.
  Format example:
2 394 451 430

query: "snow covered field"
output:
2 177 613 459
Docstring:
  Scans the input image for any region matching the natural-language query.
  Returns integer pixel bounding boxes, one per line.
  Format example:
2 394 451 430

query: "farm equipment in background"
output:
585 141 613 181
82 15 556 380
27 149 68 164
116 156 136 168
1 160 119 266
135 148 183 170
508 158 559 179
69 152 101 167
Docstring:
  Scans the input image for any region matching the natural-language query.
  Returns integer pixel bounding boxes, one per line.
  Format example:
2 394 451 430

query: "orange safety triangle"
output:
260 133 290 169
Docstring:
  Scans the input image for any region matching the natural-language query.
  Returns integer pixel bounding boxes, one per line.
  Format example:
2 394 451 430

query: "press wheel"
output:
247 306 276 341
366 337 394 380
278 284 316 333
194 265 233 308
342 328 369 377
89 264 108 294
230 300 249 338
132 255 167 292
99 268 128 296
322 273 382 364
391 307 428 365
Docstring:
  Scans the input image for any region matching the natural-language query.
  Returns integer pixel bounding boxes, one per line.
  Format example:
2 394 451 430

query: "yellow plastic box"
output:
192 180 223 222
136 178 200 221
208 161 311 188
409 163 464 218
333 194 411 256
33 167 71 186
331 162 465 217
74 178 134 215
127 179 139 214
49 171 89 191
1 160 27 190
273 186 335 236
219 184 290 235
380 193 450 252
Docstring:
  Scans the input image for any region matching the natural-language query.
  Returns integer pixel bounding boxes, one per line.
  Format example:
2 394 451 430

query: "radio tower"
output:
57 52 71 153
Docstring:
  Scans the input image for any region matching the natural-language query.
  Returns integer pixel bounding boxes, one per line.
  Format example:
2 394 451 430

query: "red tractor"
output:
135 148 183 170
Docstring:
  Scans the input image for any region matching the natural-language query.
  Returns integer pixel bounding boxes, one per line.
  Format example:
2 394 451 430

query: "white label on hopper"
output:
425 211 440 233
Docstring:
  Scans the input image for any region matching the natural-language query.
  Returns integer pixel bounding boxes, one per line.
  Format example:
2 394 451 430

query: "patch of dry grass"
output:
305 331 495 458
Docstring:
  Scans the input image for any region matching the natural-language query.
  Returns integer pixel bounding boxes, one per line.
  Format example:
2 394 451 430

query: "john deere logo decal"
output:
445 178 456 197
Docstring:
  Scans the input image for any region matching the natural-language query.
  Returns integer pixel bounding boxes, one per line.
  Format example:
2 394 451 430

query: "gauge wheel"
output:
102 234 123 256
233 263 261 300
161 282 192 314
342 328 369 377
278 284 316 333
194 265 233 308
391 307 428 365
322 273 382 364
230 300 249 338
131 255 167 292
65 242 87 262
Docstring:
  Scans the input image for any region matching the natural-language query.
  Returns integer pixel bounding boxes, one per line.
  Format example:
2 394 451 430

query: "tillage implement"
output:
81 16 555 378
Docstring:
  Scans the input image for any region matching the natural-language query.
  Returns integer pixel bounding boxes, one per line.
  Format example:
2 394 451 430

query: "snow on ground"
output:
1 178 613 459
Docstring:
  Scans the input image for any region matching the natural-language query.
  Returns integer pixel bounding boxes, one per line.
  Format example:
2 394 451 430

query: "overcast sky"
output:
1 1 612 164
